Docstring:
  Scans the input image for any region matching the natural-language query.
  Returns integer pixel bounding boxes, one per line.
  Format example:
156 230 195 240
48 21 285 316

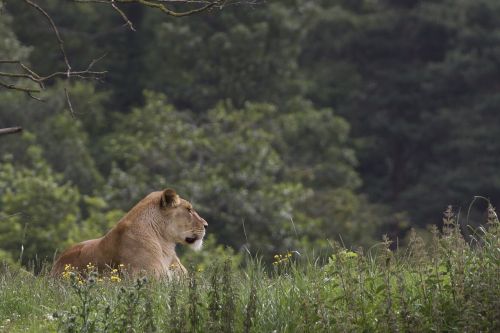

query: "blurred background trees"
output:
1 0 499 267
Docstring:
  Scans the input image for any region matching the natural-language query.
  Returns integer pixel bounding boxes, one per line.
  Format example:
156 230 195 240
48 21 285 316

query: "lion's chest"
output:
159 248 180 272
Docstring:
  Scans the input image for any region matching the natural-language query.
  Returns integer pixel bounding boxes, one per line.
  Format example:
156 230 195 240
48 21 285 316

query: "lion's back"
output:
50 239 102 277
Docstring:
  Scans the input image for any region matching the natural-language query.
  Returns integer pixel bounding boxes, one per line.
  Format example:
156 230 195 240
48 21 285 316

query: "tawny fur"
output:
50 189 207 278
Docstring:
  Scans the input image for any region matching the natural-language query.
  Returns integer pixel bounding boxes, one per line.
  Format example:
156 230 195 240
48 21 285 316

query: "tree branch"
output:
110 1 137 31
0 127 23 136
0 59 106 97
0 80 40 93
73 0 227 21
1 1 108 101
0 0 259 97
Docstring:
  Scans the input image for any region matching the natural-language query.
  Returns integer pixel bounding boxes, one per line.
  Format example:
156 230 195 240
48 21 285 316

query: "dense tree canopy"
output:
301 0 500 225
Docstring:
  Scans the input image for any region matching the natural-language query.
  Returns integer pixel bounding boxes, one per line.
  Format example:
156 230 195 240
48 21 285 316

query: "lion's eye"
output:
186 207 193 214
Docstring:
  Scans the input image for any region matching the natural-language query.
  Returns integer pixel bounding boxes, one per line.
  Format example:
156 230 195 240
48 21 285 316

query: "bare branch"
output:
0 127 23 136
0 60 106 95
27 92 43 101
73 0 226 19
85 53 108 72
110 1 137 31
23 0 72 75
1 0 259 97
1 1 108 103
65 87 76 118
0 80 40 93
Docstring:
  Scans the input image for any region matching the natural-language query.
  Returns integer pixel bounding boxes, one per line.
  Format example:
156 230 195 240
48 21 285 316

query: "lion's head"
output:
158 189 208 250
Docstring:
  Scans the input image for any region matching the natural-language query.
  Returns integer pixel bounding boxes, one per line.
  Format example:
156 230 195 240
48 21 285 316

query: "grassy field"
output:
0 205 499 333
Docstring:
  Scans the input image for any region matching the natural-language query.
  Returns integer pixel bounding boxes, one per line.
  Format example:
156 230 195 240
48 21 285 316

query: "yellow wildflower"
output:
62 264 74 280
110 275 121 283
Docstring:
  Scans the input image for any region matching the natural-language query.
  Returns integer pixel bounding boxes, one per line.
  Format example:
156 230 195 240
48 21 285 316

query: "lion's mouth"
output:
185 237 197 244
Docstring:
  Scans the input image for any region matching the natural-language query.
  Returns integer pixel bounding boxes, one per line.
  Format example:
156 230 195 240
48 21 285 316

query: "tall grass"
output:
0 204 498 332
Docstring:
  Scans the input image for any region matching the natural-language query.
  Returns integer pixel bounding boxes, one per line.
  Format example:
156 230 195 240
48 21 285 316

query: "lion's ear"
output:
160 188 181 208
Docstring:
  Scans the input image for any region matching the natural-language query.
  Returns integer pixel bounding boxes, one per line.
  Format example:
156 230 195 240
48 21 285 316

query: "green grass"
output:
0 206 499 332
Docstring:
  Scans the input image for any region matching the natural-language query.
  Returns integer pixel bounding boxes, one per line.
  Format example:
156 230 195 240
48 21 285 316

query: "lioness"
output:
51 189 207 278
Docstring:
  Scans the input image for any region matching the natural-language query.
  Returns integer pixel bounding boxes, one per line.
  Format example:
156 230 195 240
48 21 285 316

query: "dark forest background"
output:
1 0 500 267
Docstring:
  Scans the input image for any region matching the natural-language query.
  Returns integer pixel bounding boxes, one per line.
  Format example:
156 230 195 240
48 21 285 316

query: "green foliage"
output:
54 273 150 333
0 139 80 267
274 98 390 248
0 128 119 267
37 112 104 194
99 92 369 256
69 195 124 243
142 0 306 111
0 81 109 196
179 235 242 273
301 0 500 225
101 93 305 253
0 8 30 60
0 7 34 91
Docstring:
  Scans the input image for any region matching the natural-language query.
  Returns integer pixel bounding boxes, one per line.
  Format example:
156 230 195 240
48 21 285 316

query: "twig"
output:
0 60 106 94
65 87 76 118
110 0 136 31
0 80 40 93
